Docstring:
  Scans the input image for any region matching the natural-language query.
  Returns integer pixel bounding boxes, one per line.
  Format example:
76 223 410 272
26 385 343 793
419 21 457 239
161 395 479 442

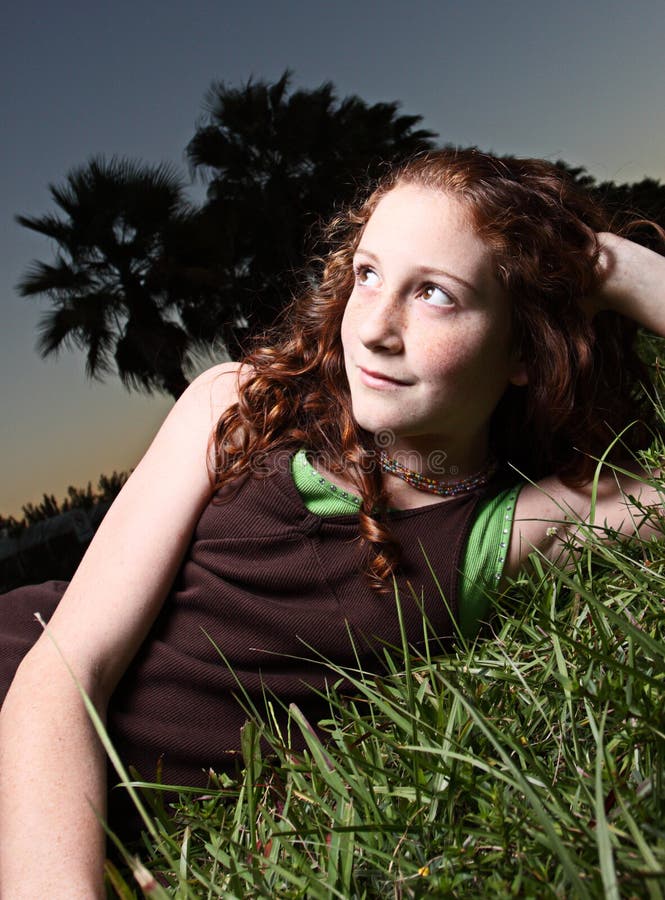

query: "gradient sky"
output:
2 0 665 517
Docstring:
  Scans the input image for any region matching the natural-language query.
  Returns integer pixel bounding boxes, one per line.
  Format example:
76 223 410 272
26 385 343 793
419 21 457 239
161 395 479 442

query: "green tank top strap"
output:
456 484 521 636
291 448 363 513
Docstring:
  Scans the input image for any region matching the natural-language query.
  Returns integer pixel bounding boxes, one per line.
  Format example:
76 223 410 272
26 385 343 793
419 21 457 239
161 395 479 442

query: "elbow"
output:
1 637 110 726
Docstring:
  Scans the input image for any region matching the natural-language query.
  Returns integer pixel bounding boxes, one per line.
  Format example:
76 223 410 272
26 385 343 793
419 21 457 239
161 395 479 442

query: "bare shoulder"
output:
176 360 246 420
504 465 663 578
24 361 248 699
139 361 249 474
189 359 248 400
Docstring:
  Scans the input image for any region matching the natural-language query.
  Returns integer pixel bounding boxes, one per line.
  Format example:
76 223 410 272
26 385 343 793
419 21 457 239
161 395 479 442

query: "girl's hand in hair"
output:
591 231 665 335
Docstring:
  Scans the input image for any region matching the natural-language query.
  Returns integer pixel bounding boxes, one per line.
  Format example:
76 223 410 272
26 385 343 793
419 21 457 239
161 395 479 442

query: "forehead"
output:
360 184 495 287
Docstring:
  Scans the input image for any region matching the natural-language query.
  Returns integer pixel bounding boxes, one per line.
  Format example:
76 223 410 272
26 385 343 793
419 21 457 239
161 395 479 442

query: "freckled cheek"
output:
419 336 505 395
418 337 469 381
340 308 354 354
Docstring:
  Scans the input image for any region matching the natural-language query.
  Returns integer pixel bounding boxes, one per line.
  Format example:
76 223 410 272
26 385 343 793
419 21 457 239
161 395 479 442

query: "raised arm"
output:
506 232 665 576
0 362 240 899
592 230 665 335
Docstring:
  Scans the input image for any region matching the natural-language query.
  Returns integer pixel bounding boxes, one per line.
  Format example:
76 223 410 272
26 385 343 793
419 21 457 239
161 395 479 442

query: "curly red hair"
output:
210 147 659 585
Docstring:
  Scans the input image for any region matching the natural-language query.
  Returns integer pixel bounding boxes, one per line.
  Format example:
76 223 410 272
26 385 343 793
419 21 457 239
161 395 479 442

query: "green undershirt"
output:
290 449 520 637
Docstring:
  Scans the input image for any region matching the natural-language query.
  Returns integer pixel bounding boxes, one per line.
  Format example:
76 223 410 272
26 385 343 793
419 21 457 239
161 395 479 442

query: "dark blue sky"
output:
2 0 664 515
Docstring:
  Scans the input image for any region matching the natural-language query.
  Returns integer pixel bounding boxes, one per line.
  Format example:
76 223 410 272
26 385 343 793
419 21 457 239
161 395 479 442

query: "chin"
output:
349 402 387 431
353 413 404 443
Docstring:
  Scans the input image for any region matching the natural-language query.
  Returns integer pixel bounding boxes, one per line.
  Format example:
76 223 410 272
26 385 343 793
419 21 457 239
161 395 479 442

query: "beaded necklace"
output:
379 450 498 497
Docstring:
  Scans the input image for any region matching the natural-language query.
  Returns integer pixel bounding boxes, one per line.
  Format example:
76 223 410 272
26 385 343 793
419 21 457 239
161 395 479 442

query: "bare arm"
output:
0 362 240 898
506 467 663 578
592 231 665 334
506 232 665 575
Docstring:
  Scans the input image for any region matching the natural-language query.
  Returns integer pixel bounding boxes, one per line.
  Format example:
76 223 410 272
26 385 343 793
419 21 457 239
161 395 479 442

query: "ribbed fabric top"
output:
291 449 521 634
105 450 488 792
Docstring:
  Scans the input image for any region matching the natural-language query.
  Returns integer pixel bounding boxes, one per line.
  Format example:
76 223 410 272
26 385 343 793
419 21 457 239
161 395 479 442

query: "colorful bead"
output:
379 450 498 497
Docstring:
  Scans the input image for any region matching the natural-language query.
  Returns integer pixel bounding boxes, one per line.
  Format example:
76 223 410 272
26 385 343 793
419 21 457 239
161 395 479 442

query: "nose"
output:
356 290 405 354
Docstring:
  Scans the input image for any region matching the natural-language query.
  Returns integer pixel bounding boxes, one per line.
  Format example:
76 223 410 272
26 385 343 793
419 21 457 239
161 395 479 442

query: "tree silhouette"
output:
0 471 130 591
596 177 665 249
186 71 437 346
556 160 665 248
21 493 61 525
17 77 436 386
23 73 664 400
16 157 199 398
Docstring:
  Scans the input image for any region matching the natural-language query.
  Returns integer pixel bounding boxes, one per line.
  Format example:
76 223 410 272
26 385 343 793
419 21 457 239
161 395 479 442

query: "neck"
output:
377 429 492 482
379 449 497 501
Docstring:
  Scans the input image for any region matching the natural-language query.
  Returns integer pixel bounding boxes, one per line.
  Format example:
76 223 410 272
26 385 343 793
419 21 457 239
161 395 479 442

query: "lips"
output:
358 367 409 388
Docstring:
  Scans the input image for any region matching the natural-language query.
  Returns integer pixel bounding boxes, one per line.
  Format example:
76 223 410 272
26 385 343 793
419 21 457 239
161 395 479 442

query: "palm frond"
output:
16 258 91 297
36 300 115 379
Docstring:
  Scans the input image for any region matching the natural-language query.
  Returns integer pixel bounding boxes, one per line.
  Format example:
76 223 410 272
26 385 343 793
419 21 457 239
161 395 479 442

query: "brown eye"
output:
421 285 454 307
355 266 380 287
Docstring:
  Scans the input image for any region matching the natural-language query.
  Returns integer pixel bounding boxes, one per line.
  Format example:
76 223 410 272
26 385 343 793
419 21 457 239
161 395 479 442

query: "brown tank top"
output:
106 452 489 790
0 453 494 804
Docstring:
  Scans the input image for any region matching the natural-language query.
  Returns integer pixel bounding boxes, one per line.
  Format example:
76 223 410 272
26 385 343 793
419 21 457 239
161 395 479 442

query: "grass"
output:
104 464 665 898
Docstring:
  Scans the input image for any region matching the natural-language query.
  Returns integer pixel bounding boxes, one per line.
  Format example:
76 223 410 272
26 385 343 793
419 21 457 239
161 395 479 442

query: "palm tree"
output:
186 71 437 345
16 157 198 398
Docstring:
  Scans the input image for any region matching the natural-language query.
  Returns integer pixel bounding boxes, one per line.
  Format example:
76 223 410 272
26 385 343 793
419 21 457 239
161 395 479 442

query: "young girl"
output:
1 148 664 897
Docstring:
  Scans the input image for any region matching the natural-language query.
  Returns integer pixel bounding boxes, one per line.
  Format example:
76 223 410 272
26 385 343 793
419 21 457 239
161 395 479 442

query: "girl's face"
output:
341 184 527 469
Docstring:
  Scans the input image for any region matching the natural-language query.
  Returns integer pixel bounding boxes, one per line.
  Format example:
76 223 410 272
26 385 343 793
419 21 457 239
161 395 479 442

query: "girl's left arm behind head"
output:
591 232 665 335
505 464 664 578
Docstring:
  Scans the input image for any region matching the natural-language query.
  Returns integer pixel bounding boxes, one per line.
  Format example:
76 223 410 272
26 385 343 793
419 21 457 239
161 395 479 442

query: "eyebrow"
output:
354 248 481 296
